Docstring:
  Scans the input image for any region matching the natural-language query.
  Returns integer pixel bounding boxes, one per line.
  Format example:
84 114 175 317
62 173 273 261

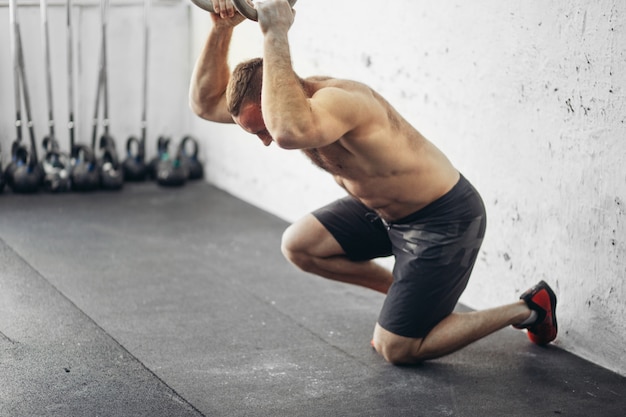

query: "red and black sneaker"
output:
515 280 558 345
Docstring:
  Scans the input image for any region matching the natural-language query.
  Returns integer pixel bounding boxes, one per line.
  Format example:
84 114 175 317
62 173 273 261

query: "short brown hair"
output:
226 57 263 117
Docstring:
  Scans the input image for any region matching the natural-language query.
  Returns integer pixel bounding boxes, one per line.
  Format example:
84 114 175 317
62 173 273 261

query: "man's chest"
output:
301 145 362 177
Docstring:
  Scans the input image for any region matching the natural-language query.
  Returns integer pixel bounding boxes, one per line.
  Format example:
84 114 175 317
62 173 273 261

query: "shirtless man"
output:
189 0 558 364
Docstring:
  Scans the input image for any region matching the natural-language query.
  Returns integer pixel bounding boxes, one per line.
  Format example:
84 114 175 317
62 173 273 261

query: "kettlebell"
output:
98 134 124 190
122 136 147 181
153 137 188 187
70 144 100 191
178 135 204 180
5 142 43 193
0 144 5 194
41 136 71 193
148 136 169 180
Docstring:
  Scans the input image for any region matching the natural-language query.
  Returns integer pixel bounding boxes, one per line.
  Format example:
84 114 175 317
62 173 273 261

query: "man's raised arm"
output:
257 1 367 150
189 6 244 123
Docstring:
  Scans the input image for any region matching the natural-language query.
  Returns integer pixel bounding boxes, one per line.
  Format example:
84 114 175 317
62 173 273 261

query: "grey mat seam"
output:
2 238 208 417
0 329 16 344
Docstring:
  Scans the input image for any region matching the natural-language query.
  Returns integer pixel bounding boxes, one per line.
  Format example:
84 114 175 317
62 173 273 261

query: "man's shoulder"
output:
304 76 371 94
305 75 334 82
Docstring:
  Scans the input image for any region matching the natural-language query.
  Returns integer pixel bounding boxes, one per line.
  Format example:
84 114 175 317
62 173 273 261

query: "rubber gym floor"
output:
0 181 624 417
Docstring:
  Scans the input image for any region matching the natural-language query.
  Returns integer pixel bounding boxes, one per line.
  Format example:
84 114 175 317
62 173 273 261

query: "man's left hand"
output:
257 0 295 34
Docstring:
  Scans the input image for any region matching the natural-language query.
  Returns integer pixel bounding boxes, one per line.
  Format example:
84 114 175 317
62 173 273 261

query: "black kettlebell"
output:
122 136 147 181
0 144 6 194
5 142 43 194
41 136 71 193
178 135 204 180
154 137 188 187
148 136 169 180
98 134 124 190
4 142 23 189
70 144 100 191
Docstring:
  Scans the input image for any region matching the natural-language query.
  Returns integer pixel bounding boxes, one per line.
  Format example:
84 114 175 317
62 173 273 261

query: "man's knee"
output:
281 214 341 273
374 338 416 365
373 324 425 365
280 220 324 272
280 222 315 272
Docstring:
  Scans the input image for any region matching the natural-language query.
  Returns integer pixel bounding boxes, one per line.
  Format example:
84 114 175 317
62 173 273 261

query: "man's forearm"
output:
261 30 313 144
189 24 234 121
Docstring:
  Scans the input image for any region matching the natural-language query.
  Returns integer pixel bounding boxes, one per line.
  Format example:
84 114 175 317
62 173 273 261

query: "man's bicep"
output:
191 93 235 124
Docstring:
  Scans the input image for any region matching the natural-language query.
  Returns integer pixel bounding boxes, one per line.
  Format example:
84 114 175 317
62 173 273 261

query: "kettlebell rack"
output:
0 0 203 194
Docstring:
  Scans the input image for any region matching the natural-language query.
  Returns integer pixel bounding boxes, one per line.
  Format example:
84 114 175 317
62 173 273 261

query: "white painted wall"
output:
190 0 626 376
1 0 623 376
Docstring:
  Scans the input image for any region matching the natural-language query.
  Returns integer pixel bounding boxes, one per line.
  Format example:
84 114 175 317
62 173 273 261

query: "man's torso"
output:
301 76 460 222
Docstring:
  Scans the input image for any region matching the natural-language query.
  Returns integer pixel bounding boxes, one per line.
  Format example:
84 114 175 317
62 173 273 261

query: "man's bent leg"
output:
281 214 393 293
372 300 533 364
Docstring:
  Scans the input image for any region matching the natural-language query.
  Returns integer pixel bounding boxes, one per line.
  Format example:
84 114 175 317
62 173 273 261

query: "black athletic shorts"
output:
312 174 486 338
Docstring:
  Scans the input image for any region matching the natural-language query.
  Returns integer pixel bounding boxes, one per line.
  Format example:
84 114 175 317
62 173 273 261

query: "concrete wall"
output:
190 0 626 376
1 0 623 376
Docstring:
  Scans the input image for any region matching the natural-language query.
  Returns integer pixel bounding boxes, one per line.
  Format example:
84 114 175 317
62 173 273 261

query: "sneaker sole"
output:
526 281 557 345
